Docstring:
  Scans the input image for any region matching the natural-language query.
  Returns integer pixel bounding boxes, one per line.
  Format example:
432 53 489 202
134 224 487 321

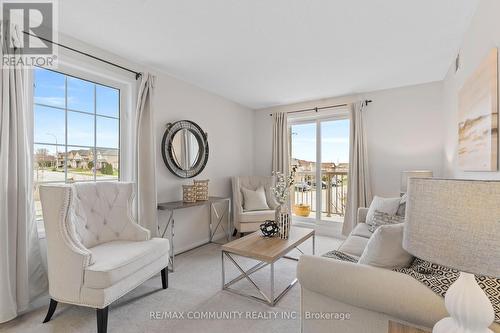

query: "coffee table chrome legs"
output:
221 248 308 306
283 233 315 260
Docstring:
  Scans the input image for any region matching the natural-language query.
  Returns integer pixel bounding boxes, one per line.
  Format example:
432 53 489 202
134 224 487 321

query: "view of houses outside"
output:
33 68 120 229
34 147 119 183
290 119 349 222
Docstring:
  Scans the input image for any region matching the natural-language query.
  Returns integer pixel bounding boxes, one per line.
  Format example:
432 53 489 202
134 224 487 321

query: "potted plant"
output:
293 204 311 217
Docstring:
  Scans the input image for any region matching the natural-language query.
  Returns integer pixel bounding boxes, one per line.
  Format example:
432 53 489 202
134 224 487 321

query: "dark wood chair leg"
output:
42 298 58 323
161 268 168 289
96 307 109 333
232 228 238 237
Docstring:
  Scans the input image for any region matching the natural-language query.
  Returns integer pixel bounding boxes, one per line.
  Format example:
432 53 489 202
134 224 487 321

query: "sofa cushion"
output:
350 223 373 239
358 223 413 269
237 210 275 223
338 235 370 258
85 238 169 289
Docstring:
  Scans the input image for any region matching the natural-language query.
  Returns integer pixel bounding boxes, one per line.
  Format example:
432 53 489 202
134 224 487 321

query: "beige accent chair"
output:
297 207 500 333
39 182 169 333
231 176 278 235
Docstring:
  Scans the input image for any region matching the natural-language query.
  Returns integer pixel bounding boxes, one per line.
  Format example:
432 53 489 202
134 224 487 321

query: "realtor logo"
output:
1 0 58 67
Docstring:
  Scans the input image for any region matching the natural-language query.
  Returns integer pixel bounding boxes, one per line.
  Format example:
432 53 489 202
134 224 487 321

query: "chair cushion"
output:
350 223 373 239
237 210 275 223
84 238 169 289
338 235 370 257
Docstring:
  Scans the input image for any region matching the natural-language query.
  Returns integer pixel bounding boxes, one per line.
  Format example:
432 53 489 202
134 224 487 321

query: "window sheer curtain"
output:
134 73 158 235
342 101 372 236
0 24 47 323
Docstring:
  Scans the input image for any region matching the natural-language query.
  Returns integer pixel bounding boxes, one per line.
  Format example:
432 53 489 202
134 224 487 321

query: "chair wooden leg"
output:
161 268 168 289
232 228 238 237
42 299 58 323
96 307 109 333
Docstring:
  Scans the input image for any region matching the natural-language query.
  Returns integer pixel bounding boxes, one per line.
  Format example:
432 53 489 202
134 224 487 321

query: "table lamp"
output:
403 178 500 333
400 170 433 195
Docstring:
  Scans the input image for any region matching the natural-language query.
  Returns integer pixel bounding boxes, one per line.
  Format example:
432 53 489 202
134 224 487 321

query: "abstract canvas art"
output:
458 48 499 171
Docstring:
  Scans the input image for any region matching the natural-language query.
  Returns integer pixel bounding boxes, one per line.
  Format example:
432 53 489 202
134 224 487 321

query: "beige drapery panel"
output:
342 101 372 236
135 73 158 235
0 23 47 323
272 112 289 176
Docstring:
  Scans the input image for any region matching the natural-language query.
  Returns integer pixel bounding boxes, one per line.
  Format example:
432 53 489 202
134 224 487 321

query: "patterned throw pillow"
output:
396 193 407 217
368 210 405 232
396 202 406 217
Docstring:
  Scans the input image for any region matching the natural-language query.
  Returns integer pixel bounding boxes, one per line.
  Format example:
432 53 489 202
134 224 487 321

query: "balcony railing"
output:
291 170 348 219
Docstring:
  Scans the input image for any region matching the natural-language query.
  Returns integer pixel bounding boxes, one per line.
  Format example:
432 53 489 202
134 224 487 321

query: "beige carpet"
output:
1 234 342 333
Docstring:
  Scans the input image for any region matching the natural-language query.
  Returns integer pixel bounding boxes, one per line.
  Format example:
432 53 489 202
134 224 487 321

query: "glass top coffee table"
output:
221 226 315 306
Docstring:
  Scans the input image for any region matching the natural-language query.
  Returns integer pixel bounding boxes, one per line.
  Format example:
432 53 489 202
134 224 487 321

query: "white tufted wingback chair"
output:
39 182 169 333
231 176 278 235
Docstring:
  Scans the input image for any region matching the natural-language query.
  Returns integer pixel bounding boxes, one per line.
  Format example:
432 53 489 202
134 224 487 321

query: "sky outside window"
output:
292 119 349 163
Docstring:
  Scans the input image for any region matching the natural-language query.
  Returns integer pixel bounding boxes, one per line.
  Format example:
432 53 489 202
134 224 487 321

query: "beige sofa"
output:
297 207 500 333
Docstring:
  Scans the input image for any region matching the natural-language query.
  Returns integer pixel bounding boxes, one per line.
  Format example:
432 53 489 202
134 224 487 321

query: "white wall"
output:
443 0 500 180
254 81 445 197
42 33 255 255
154 74 254 253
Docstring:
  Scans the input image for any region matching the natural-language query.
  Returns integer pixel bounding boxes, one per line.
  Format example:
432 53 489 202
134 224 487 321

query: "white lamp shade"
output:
400 170 433 193
403 178 500 277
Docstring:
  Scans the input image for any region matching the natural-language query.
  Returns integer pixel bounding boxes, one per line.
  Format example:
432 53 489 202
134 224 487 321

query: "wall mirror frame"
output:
161 120 209 178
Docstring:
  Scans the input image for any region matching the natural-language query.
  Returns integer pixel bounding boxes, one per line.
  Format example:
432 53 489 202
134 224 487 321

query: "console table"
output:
157 196 232 272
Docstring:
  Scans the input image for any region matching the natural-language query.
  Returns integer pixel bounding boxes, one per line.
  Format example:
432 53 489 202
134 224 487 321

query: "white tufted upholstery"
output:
39 182 169 309
71 182 150 248
232 176 279 233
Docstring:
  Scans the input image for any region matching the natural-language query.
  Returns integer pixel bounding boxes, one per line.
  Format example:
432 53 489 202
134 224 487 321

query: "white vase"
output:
275 205 290 239
433 272 494 333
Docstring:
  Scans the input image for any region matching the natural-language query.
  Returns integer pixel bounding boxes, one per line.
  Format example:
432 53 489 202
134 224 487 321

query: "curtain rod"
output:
269 100 372 116
22 31 142 80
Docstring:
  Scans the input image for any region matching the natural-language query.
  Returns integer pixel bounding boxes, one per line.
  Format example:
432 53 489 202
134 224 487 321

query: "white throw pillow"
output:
241 186 270 211
366 196 401 225
358 223 413 269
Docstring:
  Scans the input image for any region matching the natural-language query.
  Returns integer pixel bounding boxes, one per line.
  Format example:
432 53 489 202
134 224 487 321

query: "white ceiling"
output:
59 0 478 109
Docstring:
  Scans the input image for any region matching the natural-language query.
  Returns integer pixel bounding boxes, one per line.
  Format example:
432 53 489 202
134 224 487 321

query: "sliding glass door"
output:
290 115 349 224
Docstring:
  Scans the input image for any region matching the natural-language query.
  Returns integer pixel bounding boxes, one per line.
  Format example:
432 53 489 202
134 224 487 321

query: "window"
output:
33 67 120 234
290 113 349 224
